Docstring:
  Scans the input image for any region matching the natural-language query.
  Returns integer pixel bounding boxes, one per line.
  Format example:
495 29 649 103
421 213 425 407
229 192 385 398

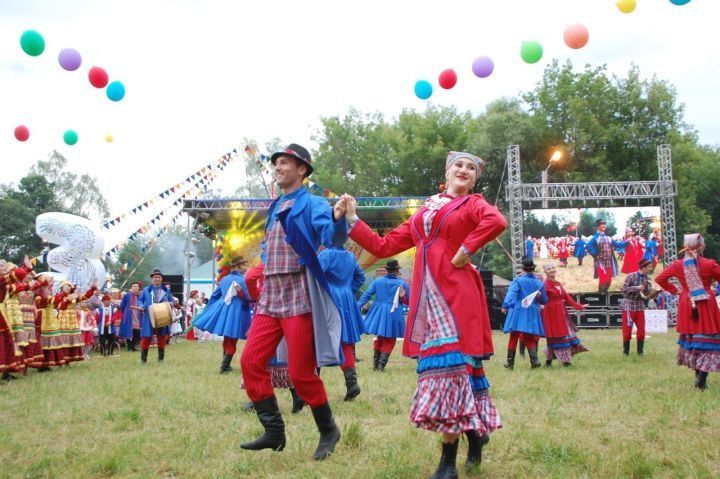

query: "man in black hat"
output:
586 219 625 293
135 269 173 364
619 258 657 356
240 143 349 460
356 259 410 372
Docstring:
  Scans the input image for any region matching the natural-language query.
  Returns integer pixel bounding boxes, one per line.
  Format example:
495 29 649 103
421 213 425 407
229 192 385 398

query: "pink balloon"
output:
563 23 590 49
14 125 30 142
58 48 82 71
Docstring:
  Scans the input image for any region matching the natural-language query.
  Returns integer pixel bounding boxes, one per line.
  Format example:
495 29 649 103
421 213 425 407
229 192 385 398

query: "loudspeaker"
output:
608 312 623 327
578 312 608 328
578 293 607 307
608 293 623 307
163 274 184 301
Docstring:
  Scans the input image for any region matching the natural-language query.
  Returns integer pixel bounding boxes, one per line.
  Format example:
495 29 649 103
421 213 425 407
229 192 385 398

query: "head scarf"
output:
446 151 484 171
682 233 708 307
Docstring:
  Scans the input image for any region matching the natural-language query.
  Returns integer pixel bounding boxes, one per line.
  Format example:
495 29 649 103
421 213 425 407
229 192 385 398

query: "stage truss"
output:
505 144 678 276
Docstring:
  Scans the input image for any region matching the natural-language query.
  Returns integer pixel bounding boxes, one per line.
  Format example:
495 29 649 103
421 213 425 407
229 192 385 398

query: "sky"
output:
1 0 718 249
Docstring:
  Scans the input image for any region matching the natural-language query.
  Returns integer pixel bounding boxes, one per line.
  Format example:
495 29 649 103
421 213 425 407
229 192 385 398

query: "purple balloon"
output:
58 48 82 71
472 56 494 78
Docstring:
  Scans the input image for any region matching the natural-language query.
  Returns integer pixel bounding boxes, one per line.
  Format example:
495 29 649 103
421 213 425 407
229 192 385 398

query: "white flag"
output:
521 291 539 309
224 281 238 305
391 286 401 312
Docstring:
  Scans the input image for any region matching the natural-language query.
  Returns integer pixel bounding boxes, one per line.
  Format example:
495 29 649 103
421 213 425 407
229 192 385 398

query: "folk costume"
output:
586 220 625 293
573 237 587 266
655 234 720 390
119 287 142 351
620 259 656 356
557 239 569 267
525 237 534 260
33 281 68 368
95 298 121 356
541 268 588 366
194 256 252 374
53 282 96 363
138 270 172 364
318 243 366 400
644 235 659 270
621 231 644 274
0 264 32 380
356 260 409 372
239 144 346 460
348 150 507 474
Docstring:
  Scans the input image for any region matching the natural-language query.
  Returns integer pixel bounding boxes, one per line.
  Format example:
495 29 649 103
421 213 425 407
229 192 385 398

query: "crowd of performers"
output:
4 142 720 478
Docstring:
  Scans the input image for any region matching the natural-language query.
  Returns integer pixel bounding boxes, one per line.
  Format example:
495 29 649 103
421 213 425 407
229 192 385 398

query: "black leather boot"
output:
623 341 630 356
695 370 708 390
637 340 644 356
240 396 286 451
545 358 553 367
310 403 341 460
373 350 380 371
430 439 459 479
290 387 305 414
528 348 542 369
158 348 165 363
220 354 233 374
342 367 361 401
377 352 390 372
140 349 148 365
465 430 489 471
503 350 515 370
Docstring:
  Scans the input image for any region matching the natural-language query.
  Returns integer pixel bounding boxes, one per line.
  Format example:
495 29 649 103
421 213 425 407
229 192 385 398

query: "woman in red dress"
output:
655 233 720 390
343 151 507 477
541 264 588 366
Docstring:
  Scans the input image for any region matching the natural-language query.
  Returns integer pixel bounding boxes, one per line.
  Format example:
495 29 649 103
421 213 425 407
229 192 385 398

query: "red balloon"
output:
438 69 457 89
14 125 30 142
88 66 109 88
563 23 590 49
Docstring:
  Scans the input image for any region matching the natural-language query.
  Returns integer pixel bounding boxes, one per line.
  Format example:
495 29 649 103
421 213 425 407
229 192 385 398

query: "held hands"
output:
399 286 406 298
333 196 347 219
342 194 358 218
450 248 471 269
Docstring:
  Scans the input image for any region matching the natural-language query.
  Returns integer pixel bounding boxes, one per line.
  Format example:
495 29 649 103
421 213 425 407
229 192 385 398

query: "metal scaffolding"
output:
505 144 678 276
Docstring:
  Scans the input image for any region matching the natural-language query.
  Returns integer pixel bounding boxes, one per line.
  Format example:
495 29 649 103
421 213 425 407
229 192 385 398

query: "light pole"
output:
542 150 562 208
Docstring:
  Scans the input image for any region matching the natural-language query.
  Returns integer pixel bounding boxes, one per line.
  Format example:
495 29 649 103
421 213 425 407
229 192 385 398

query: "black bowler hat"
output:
150 269 163 278
638 258 652 269
595 219 606 227
521 255 537 272
270 143 313 175
385 259 401 271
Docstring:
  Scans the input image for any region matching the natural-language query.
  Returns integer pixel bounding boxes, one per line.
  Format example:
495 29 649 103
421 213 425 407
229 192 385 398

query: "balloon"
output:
35 212 106 292
63 130 78 146
563 23 590 49
669 0 691 4
14 125 30 142
88 66 109 88
414 80 433 100
438 69 457 89
105 134 113 143
58 48 82 71
106 81 125 101
472 56 494 78
616 0 637 14
20 30 45 56
520 41 543 64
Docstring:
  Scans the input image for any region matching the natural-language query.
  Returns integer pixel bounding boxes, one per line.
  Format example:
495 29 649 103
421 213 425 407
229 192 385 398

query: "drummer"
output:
135 269 173 365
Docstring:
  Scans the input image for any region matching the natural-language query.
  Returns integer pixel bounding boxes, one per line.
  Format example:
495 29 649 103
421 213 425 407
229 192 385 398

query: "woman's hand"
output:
398 286 406 298
333 196 347 220
450 248 470 268
343 194 358 218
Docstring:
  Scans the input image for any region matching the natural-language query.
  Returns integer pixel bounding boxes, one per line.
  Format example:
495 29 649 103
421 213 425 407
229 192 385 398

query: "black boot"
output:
311 403 341 460
518 342 526 358
430 439 459 479
623 341 630 356
377 352 390 372
637 340 644 356
528 348 542 369
158 348 165 363
465 430 489 471
373 350 380 371
342 367 361 401
240 396 286 451
140 349 148 365
220 354 233 374
503 350 515 370
695 370 708 390
545 358 553 367
290 387 305 414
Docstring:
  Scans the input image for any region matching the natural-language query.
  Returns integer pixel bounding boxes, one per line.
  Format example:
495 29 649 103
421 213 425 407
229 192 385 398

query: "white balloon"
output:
35 212 106 291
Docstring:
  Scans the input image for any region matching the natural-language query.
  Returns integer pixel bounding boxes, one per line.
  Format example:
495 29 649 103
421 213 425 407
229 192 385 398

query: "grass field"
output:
1 330 719 479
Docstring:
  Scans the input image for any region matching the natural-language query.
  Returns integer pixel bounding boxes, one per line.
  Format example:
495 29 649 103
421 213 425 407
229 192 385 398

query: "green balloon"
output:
520 41 543 64
20 30 45 57
63 130 78 146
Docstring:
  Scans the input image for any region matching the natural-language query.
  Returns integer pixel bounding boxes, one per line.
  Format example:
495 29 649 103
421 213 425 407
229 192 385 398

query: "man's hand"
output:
333 196 347 220
343 194 358 218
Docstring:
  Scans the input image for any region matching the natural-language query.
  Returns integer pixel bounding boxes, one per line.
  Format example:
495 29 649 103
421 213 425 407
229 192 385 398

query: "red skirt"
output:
82 331 94 346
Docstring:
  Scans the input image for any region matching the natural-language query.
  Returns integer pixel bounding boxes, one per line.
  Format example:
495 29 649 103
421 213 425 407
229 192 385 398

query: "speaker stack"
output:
566 292 623 329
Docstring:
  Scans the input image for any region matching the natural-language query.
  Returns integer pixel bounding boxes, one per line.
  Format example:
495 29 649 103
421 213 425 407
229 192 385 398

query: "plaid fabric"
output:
422 195 452 237
596 234 613 271
256 199 311 317
424 270 458 341
621 272 650 311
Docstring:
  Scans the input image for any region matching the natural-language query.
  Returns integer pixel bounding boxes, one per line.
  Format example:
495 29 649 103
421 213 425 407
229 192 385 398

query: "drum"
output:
149 302 173 329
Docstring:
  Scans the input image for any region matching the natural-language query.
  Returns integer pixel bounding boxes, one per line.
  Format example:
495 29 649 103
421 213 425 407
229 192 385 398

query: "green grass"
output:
1 331 719 478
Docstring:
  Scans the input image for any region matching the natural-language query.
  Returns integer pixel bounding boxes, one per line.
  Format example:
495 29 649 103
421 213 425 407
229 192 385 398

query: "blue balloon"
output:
414 80 432 100
106 81 125 101
669 0 691 4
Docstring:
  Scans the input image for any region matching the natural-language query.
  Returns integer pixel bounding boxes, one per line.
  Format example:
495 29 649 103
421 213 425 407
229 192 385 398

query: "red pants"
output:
622 310 645 342
223 337 238 356
373 336 396 354
241 313 327 408
140 335 167 350
341 343 355 370
508 332 538 351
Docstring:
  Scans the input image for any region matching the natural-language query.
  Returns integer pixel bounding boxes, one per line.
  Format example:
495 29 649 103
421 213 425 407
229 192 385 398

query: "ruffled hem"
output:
677 347 720 372
677 334 720 352
473 391 502 435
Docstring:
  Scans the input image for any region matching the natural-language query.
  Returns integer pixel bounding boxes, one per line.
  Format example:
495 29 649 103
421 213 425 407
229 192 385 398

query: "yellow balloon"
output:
105 134 113 143
616 0 636 14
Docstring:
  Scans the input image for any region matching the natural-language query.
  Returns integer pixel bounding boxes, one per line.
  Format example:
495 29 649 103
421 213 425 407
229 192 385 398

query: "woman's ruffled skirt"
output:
677 334 720 373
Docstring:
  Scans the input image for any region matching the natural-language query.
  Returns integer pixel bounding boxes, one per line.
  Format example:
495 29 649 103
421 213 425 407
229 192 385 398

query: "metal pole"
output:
184 213 192 303
541 169 548 209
